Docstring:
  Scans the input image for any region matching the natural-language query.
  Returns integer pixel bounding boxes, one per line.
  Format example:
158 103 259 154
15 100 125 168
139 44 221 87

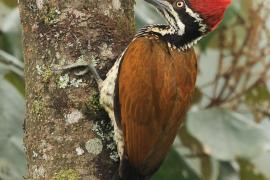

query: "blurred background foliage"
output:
0 0 269 179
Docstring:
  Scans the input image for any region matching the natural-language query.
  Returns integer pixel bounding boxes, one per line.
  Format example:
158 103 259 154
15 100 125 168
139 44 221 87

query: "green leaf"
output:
4 72 25 96
0 8 23 60
0 49 24 77
0 2 11 28
251 121 270 179
245 83 270 106
187 108 270 161
152 149 200 180
177 125 218 180
218 161 239 180
1 0 17 8
245 83 270 121
0 77 26 179
238 159 268 180
198 31 217 51
0 160 20 180
252 153 270 179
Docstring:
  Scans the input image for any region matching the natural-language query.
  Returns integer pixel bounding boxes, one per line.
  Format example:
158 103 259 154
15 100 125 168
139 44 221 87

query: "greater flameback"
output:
59 0 231 179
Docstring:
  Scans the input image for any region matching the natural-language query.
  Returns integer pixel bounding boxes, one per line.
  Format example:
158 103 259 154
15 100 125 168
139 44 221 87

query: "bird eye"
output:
176 1 184 8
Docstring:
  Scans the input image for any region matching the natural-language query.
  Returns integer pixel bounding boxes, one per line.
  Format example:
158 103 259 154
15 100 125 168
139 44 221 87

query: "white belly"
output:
99 53 124 159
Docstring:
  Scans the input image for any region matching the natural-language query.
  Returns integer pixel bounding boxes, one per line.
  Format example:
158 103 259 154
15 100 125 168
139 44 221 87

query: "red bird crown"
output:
188 0 232 31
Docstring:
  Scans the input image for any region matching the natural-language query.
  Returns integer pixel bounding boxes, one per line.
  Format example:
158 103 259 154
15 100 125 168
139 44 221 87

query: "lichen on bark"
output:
19 0 135 179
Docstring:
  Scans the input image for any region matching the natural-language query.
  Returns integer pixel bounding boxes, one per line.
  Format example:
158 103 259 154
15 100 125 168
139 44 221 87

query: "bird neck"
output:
137 24 205 51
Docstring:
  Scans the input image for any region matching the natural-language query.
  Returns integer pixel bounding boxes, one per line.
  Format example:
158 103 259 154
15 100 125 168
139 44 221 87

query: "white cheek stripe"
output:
150 27 175 36
185 6 208 33
160 1 185 36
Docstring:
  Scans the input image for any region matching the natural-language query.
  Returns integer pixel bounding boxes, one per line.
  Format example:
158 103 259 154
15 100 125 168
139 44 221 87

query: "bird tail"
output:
113 157 150 180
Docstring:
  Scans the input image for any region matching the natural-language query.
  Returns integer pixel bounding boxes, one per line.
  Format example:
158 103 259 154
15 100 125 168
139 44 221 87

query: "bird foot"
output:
52 62 103 90
52 62 90 76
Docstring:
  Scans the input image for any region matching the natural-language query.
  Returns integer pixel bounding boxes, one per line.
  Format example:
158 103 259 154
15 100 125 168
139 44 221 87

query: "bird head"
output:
145 0 231 33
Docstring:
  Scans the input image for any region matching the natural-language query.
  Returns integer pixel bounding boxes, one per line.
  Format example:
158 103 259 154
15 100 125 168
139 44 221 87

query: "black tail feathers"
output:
112 158 150 180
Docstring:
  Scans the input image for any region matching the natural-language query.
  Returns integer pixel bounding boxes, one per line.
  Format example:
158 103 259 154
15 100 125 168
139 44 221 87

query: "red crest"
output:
188 0 232 30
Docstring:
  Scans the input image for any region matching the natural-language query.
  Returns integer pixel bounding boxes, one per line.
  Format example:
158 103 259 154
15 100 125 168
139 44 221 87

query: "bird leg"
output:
53 61 103 90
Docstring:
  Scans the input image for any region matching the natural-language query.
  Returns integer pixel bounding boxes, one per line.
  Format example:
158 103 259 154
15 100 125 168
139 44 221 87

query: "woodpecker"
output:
59 0 231 179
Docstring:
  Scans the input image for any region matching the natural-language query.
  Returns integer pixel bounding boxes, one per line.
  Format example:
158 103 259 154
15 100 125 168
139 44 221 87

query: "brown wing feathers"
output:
117 37 197 175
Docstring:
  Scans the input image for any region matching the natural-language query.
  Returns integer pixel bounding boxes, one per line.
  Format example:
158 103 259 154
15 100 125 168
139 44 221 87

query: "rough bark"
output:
19 0 135 179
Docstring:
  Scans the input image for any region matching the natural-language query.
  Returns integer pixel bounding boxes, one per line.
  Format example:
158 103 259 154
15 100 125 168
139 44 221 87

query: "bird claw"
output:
52 62 90 76
52 61 103 89
74 67 90 76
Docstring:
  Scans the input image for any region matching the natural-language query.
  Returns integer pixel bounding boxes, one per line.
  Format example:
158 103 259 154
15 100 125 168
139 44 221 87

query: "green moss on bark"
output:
42 7 60 25
53 169 80 180
31 100 44 116
86 92 103 114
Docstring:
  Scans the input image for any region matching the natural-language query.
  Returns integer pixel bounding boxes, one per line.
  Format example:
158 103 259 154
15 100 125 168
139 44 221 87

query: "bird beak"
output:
144 0 183 31
145 0 171 13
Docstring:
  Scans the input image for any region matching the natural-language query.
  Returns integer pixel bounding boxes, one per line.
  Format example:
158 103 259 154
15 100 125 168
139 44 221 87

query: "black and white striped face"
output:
143 0 209 50
171 0 208 33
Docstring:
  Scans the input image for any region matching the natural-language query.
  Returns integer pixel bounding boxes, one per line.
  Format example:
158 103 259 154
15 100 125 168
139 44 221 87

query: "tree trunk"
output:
19 0 135 179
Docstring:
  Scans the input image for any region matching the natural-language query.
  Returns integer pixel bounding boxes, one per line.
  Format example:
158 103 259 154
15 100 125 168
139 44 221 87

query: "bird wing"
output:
115 37 197 175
